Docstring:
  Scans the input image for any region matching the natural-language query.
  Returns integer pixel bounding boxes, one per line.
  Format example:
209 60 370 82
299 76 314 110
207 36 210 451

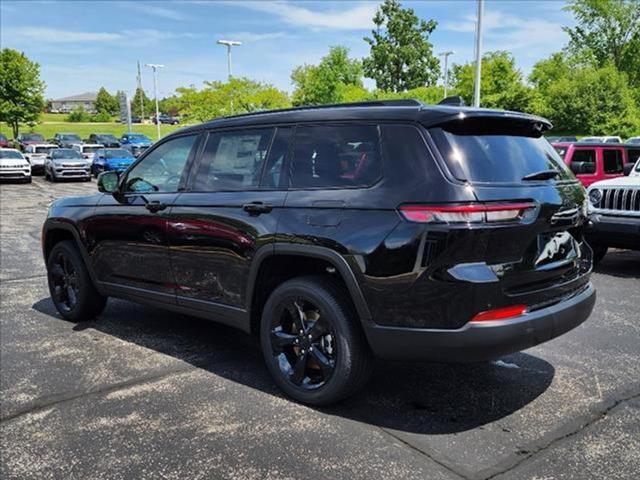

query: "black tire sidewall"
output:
260 276 369 405
46 241 103 322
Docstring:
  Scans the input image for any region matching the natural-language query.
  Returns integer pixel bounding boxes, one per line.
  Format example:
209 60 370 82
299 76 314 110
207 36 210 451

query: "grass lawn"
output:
1 120 184 142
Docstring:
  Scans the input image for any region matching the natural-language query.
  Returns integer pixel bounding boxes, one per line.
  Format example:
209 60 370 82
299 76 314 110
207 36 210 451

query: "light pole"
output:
216 39 242 79
438 51 455 99
145 63 164 140
473 0 484 107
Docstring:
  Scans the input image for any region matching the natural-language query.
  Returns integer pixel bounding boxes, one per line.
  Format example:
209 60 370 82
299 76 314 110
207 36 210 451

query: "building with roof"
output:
48 92 97 113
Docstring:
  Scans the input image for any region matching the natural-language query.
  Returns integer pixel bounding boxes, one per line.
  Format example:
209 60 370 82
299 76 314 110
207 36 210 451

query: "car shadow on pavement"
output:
594 250 640 279
33 297 554 435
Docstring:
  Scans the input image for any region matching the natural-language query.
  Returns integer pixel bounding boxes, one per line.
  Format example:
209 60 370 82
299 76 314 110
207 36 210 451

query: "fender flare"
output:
246 243 372 323
42 219 102 289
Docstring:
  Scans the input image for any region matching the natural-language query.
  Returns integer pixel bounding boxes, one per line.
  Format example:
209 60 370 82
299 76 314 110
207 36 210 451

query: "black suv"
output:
42 100 596 405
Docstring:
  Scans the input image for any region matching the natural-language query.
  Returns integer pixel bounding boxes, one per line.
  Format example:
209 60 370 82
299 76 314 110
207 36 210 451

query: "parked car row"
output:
7 131 153 157
547 135 639 144
1 145 137 184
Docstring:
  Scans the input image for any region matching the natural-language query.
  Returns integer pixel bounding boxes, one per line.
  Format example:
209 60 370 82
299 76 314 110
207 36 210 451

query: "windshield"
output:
83 146 99 153
0 150 24 159
0 134 7 141
61 134 81 141
35 147 57 154
52 149 83 159
97 135 117 141
22 134 44 142
128 134 150 141
430 126 573 183
104 149 133 159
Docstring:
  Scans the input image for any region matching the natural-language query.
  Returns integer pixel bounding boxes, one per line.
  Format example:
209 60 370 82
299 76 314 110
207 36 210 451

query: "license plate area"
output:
535 231 578 270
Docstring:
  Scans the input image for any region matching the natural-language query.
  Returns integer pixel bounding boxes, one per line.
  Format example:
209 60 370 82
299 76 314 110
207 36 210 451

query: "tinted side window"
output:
125 135 196 193
603 149 623 174
194 128 273 191
571 149 596 164
291 124 382 188
261 127 292 189
627 148 640 165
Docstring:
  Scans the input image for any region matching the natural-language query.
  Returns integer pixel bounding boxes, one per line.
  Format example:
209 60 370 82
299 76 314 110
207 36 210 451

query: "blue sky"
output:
1 0 576 100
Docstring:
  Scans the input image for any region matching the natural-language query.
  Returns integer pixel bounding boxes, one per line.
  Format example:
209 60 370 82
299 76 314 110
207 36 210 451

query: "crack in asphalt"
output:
379 427 471 480
0 364 197 425
480 387 640 480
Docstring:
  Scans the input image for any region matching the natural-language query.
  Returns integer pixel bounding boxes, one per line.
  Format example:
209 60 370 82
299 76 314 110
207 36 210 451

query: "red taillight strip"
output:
398 202 536 223
470 304 528 322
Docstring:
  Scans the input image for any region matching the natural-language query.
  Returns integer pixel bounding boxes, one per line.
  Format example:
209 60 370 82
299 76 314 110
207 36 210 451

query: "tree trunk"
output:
12 121 19 139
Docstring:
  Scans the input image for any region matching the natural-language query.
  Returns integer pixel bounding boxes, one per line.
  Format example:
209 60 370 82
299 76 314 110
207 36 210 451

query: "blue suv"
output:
120 133 153 158
91 148 135 177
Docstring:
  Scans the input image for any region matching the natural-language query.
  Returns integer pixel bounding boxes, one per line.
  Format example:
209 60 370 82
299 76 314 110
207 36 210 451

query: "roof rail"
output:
215 98 424 122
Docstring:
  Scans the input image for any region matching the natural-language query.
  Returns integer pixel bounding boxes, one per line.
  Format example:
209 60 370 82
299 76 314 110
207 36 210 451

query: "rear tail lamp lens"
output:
399 202 536 224
470 304 527 322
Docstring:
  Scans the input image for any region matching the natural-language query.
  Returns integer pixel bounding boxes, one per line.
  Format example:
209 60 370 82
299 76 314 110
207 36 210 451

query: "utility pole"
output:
216 39 242 79
438 51 455 98
145 63 164 140
137 61 145 122
473 0 484 107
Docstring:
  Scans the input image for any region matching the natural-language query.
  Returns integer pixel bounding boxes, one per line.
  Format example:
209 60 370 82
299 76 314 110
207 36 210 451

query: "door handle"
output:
243 202 273 215
145 200 168 213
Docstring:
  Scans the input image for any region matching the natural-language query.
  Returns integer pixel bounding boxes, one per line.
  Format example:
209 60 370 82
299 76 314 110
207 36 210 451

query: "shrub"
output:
66 106 91 122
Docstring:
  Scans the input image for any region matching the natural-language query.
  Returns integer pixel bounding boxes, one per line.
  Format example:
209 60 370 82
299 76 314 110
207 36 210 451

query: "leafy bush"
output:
91 112 112 123
66 106 91 122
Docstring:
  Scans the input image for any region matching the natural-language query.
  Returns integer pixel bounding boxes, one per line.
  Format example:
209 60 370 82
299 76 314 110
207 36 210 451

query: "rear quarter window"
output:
603 149 623 174
291 124 382 188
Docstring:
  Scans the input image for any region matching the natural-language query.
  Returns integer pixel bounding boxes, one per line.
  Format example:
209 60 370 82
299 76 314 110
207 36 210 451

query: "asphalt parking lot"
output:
1 176 639 480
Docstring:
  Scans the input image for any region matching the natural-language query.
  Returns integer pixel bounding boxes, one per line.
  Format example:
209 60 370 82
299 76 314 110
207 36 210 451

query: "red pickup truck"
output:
552 142 640 187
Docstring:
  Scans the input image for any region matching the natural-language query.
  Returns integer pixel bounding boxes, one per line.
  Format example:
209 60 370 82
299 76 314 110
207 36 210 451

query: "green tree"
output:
131 87 153 119
542 64 639 136
363 0 440 92
172 78 290 122
291 46 364 106
0 49 46 137
564 0 640 87
452 51 534 112
94 87 119 116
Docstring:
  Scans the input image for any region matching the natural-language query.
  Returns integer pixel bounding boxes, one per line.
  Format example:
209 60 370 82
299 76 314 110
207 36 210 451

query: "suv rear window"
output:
430 125 572 183
291 124 382 188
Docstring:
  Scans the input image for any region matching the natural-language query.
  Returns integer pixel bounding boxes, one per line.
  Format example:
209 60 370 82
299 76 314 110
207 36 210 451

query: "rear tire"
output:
591 243 608 265
46 241 107 322
260 276 373 405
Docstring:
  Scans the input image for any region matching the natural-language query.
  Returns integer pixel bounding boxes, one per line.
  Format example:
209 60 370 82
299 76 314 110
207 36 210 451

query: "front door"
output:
167 126 292 319
85 134 199 301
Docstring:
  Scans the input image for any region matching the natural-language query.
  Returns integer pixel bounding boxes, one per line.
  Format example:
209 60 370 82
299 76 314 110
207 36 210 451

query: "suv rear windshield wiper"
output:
522 169 559 181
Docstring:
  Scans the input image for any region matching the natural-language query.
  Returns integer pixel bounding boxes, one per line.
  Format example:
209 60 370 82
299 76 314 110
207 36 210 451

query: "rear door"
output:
428 119 591 308
601 147 625 181
167 126 292 318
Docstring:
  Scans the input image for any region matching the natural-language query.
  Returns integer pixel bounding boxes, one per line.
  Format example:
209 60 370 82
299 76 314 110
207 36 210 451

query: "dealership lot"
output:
1 177 639 480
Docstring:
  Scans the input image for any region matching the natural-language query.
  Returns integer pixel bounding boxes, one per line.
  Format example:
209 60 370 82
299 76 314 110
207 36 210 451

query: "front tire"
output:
260 276 373 405
46 241 107 322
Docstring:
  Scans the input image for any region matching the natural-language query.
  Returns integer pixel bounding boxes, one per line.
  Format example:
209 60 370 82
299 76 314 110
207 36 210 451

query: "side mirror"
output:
97 171 120 193
623 163 634 176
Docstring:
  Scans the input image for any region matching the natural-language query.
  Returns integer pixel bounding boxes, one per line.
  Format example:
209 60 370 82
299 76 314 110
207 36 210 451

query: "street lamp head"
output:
145 63 165 70
438 51 455 57
217 40 242 47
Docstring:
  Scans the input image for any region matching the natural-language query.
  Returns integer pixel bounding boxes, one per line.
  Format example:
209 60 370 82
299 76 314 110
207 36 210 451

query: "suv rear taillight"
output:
470 304 528 323
399 202 536 224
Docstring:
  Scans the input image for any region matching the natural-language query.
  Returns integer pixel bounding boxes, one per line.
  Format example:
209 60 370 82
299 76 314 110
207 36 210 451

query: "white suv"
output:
23 143 59 174
0 148 32 183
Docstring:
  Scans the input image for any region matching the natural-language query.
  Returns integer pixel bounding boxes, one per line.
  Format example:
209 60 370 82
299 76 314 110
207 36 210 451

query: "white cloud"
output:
7 27 124 43
120 2 192 21
216 31 289 43
231 1 378 30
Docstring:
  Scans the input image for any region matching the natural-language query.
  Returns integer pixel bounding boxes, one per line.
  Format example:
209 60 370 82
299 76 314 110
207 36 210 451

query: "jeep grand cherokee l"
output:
42 100 596 405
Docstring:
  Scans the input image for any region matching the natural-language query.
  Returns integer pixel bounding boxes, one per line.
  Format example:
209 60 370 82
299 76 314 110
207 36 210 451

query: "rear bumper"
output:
364 283 595 362
586 213 640 250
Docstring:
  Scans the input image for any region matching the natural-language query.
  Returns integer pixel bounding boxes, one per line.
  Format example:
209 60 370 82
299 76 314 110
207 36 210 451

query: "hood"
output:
53 157 89 163
0 158 29 166
587 176 640 189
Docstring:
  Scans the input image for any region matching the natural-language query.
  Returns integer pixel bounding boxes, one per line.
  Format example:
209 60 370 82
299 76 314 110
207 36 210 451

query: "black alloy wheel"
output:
270 297 337 389
49 250 80 313
260 276 372 405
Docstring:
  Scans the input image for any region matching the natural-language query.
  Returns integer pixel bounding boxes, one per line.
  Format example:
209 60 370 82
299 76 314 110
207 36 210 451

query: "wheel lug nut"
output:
308 334 312 339
309 347 314 351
